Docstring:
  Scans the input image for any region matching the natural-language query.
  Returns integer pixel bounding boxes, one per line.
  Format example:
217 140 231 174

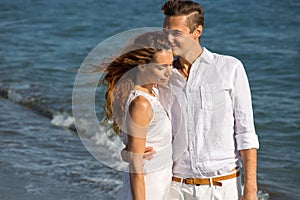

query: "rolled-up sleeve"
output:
233 61 259 150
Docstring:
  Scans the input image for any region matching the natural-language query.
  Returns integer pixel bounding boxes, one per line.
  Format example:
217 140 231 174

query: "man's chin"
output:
172 47 181 56
173 49 189 60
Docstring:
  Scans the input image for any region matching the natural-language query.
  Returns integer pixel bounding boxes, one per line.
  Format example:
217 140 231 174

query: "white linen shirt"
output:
158 48 259 178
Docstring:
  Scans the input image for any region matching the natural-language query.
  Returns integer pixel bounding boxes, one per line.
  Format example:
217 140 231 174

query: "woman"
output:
101 31 173 200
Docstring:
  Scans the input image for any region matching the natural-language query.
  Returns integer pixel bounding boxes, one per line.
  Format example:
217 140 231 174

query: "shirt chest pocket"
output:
200 83 226 110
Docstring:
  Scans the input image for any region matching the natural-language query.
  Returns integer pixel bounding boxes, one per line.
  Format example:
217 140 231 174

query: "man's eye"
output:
172 30 182 36
163 29 181 36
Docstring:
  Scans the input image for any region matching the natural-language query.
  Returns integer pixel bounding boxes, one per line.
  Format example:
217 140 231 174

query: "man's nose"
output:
167 34 175 44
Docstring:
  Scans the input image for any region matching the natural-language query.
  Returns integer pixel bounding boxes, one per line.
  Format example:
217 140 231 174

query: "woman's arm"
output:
126 96 152 200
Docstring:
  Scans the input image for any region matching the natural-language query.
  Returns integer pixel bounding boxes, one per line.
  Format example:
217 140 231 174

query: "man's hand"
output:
143 147 156 160
121 146 155 162
240 191 258 200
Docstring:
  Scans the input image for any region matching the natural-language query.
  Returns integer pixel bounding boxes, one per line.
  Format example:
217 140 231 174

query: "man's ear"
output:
194 25 203 39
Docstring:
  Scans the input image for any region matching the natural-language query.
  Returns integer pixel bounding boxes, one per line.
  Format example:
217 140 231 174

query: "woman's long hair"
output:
97 31 171 134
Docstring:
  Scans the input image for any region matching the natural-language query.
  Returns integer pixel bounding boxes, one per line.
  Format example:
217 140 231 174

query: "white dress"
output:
116 89 173 200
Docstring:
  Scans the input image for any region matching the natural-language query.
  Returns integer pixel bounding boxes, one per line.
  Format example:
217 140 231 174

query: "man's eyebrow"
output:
171 30 183 35
163 29 182 34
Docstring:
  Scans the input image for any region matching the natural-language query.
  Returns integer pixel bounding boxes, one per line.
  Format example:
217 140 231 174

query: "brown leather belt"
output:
172 171 240 187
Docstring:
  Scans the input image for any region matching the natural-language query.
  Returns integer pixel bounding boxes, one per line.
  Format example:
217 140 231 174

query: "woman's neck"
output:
134 84 156 96
135 73 157 95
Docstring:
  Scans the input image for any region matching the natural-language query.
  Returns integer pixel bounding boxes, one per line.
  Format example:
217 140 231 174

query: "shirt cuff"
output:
235 133 259 150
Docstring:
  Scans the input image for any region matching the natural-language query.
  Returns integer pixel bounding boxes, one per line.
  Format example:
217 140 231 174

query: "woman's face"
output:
142 50 173 85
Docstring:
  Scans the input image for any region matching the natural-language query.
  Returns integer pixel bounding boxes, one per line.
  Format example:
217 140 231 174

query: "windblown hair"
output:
98 31 171 134
161 0 204 33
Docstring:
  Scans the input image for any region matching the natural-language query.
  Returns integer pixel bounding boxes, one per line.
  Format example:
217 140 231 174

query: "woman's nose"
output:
165 66 172 77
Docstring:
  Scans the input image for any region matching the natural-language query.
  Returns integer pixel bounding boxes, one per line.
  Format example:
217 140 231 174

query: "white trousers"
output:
167 175 243 200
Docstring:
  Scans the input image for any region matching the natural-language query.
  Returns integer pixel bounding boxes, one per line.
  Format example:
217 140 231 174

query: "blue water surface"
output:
0 0 299 199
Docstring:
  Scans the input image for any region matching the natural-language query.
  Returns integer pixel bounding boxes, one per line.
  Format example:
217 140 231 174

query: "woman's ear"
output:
138 64 146 72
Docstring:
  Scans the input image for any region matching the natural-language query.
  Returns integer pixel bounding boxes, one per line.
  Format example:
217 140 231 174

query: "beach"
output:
0 0 299 199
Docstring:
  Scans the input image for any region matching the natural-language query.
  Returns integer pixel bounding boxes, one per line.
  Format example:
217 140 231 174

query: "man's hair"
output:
161 0 204 33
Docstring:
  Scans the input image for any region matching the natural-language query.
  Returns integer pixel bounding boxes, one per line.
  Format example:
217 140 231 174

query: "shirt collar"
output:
197 47 213 65
172 47 213 67
170 47 214 80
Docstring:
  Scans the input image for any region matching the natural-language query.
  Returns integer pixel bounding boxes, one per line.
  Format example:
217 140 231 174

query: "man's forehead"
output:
163 15 187 27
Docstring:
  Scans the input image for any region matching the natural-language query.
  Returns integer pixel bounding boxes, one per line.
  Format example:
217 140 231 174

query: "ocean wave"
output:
0 87 54 118
257 190 269 200
0 87 77 130
0 86 126 171
51 113 75 129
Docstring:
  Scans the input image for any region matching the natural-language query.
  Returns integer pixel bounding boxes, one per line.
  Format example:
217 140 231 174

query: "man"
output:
157 0 259 199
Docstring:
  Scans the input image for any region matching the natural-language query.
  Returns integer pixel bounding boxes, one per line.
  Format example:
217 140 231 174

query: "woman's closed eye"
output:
155 64 172 70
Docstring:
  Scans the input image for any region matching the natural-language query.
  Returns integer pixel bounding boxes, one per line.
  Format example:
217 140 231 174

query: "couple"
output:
102 1 259 200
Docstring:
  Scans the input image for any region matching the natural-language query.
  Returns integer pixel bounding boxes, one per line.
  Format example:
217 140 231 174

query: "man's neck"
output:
178 45 203 72
180 44 202 64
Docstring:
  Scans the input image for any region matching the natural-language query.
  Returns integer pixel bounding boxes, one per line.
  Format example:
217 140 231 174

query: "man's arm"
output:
240 148 258 200
232 62 259 200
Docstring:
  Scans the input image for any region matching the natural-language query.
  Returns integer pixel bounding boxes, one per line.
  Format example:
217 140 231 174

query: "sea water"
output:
0 0 299 199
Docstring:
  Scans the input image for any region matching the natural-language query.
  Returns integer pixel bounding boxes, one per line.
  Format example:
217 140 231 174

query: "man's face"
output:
163 15 199 57
163 15 192 36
